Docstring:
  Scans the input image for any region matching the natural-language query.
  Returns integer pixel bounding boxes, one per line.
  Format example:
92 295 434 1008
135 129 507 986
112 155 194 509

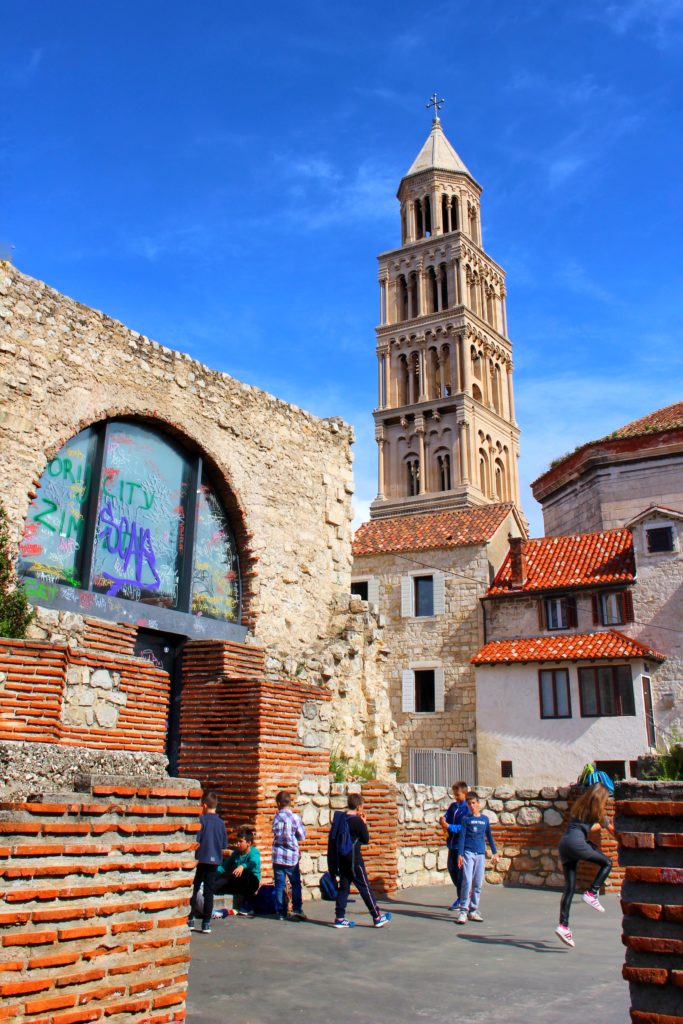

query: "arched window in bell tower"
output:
398 354 410 405
406 456 420 496
439 263 449 309
494 458 506 501
408 272 419 318
427 267 438 314
415 199 424 239
424 195 432 237
397 275 408 321
437 451 451 491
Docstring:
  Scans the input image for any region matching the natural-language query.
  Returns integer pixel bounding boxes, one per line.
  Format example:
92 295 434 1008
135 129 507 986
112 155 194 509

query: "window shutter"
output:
591 593 600 625
401 669 415 713
537 599 546 630
433 572 446 615
434 667 445 712
401 576 414 617
367 577 380 611
566 596 577 628
622 590 634 623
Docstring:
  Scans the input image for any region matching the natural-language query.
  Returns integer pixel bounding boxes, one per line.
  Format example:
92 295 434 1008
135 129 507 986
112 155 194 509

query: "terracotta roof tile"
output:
488 528 634 595
353 504 514 557
472 630 665 666
601 401 683 441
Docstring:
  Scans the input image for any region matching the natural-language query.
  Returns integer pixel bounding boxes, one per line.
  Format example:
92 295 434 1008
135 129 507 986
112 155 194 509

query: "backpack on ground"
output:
252 883 277 916
319 870 338 901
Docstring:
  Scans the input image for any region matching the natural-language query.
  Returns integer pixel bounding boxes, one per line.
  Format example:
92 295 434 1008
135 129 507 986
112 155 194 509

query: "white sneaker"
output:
582 891 605 912
468 910 483 922
456 910 468 925
555 924 575 947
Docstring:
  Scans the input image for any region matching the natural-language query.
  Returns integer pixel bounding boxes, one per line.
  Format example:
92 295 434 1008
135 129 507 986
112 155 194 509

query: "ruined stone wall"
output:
0 774 199 1024
0 260 354 652
352 544 492 759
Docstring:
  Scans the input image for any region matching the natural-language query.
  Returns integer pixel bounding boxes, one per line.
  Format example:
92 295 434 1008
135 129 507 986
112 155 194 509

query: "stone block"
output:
516 806 542 825
298 777 319 795
543 808 563 827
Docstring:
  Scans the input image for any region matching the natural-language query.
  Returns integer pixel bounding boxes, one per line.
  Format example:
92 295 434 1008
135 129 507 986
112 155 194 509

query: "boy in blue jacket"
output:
455 791 498 924
440 781 471 910
188 791 227 934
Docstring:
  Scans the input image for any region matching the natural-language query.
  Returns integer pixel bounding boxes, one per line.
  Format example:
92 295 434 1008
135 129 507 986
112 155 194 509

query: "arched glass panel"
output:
18 426 98 587
191 482 239 621
18 420 241 626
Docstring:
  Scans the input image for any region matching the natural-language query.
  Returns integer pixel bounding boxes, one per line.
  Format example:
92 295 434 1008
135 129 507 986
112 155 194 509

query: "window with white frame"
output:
541 595 577 631
401 571 445 617
401 666 445 714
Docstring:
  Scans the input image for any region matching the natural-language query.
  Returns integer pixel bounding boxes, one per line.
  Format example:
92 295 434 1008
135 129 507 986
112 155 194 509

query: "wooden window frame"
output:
578 665 636 717
538 668 572 719
541 595 577 631
592 589 634 627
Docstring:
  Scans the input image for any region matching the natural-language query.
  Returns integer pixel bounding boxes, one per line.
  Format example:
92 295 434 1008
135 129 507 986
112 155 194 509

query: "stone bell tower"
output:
371 104 521 519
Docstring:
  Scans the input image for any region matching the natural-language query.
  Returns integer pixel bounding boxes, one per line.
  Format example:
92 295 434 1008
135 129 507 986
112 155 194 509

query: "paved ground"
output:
186 884 629 1024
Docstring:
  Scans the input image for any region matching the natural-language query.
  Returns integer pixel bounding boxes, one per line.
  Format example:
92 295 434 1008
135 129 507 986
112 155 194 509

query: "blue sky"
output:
2 0 682 535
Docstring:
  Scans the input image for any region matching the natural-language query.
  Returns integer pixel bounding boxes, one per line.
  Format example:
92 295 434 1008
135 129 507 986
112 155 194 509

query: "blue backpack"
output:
327 810 354 877
319 871 338 901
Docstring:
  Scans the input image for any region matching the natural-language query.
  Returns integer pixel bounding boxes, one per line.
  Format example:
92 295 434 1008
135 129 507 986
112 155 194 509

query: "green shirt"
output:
218 846 261 881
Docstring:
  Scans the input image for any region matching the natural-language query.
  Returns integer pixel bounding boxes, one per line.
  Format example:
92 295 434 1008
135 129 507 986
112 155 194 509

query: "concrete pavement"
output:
186 883 628 1024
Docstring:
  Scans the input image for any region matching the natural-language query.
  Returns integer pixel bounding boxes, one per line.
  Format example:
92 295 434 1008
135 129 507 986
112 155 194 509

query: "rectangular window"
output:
642 676 656 747
351 580 369 601
647 526 674 553
538 669 572 718
543 596 576 631
414 670 435 713
593 590 633 626
501 760 513 778
414 575 434 617
579 665 635 717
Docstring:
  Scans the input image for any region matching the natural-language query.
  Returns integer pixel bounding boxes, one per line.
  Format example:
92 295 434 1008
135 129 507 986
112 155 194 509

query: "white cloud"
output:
557 260 614 303
276 153 397 229
597 0 683 46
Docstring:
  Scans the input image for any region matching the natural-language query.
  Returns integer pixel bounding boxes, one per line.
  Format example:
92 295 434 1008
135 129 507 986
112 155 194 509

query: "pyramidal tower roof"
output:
404 118 475 182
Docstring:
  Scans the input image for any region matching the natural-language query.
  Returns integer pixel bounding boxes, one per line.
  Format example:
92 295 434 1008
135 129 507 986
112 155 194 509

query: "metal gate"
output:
408 748 477 788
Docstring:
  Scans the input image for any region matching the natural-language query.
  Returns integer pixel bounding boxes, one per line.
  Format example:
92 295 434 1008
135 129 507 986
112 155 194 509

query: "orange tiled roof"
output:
353 504 514 557
601 402 683 441
488 528 634 595
472 630 665 666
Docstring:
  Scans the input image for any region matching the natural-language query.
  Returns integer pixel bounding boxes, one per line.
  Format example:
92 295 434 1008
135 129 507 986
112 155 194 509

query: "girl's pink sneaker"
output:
582 891 605 912
555 924 575 947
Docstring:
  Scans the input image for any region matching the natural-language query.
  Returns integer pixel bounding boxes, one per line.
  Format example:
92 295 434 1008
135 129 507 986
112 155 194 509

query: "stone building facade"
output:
353 503 523 774
473 529 674 787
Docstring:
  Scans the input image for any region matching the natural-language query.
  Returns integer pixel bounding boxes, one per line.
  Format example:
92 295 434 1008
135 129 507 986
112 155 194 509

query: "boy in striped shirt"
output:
272 791 307 921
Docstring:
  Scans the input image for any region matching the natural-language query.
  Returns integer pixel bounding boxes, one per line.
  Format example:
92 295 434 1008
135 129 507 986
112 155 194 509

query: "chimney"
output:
508 535 526 588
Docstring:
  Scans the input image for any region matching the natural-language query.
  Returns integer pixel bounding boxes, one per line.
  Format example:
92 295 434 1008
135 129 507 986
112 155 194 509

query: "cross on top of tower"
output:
426 92 445 123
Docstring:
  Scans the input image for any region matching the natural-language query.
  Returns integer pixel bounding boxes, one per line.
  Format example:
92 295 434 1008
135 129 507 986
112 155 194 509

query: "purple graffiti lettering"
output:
97 501 161 597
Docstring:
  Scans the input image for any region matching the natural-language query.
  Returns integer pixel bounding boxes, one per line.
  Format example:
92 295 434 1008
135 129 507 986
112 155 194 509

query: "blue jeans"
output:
460 851 485 912
447 849 463 898
273 862 302 915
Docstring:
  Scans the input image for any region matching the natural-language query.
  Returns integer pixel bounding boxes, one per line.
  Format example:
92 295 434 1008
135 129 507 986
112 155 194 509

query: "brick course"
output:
0 775 198 1024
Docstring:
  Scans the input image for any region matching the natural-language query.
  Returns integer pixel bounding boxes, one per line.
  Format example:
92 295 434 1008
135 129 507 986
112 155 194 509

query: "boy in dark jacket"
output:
188 791 227 934
440 780 471 910
327 792 391 929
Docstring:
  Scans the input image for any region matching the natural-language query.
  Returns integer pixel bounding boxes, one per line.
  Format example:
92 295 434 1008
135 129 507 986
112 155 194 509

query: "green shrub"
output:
643 729 683 782
329 751 377 783
0 502 33 639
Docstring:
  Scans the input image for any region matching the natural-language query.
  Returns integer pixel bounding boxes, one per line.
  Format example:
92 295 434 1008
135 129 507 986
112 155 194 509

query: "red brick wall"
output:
178 640 330 878
0 638 169 752
616 782 683 1024
0 776 200 1024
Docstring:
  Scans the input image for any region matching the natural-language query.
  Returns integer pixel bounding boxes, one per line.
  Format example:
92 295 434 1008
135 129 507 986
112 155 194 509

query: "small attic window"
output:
646 526 674 553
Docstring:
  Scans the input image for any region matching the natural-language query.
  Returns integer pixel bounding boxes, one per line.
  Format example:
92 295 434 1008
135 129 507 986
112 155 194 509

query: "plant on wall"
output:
643 729 683 782
329 751 377 783
0 502 33 639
